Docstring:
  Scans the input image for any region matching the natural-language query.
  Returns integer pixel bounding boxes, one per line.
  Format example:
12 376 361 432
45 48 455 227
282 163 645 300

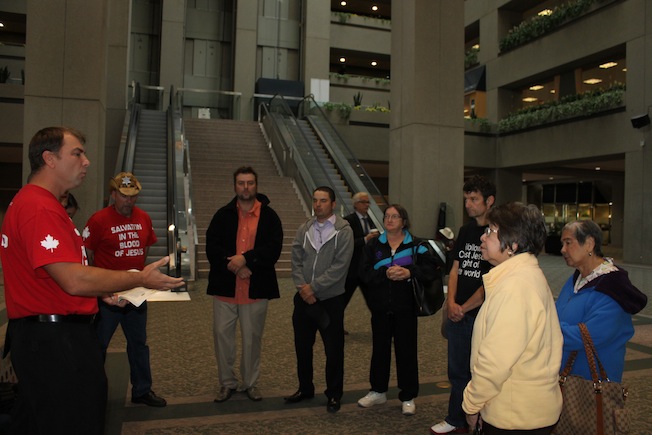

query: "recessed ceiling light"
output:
595 167 601 171
550 90 556 94
0 22 5 28
623 68 627 72
538 9 553 16
529 85 544 91
371 61 377 66
523 97 538 102
472 44 480 50
372 5 378 11
549 177 554 180
599 62 618 69
584 78 602 85
339 57 346 63
340 1 347 5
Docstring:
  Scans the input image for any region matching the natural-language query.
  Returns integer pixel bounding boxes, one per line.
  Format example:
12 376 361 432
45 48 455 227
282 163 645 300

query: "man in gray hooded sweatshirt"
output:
285 186 354 413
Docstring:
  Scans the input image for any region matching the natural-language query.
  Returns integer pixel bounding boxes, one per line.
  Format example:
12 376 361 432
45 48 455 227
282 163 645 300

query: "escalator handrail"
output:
298 95 387 228
265 95 354 216
167 86 180 277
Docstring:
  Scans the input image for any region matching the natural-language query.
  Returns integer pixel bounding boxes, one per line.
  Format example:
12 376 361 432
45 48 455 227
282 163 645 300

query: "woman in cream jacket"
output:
462 203 563 434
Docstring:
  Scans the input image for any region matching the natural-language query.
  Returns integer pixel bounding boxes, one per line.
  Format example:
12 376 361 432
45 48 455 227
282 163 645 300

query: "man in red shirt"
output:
0 127 183 434
83 172 166 407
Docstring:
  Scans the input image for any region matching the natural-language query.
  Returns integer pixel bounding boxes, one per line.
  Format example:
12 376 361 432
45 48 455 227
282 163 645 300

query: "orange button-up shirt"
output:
217 199 261 305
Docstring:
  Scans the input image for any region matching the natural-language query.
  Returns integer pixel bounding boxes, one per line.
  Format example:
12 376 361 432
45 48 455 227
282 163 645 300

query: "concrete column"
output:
302 0 330 97
233 0 258 120
389 0 464 238
23 0 110 223
104 0 132 194
622 25 652 264
160 0 186 109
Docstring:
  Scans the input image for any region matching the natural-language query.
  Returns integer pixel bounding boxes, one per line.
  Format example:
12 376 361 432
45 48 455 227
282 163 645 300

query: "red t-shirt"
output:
0 185 96 318
82 205 157 271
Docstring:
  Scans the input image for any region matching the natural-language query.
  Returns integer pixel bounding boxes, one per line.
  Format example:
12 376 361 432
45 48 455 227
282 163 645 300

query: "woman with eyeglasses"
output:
357 204 438 417
462 202 563 434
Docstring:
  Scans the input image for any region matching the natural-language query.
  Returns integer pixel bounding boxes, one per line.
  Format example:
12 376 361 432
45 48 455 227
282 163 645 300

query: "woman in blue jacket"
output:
556 220 647 382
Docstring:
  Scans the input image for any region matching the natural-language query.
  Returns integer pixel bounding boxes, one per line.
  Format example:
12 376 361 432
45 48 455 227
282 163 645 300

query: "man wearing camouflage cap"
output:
83 172 166 407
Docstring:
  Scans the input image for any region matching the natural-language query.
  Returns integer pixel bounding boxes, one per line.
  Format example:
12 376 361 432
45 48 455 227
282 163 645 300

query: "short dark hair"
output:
487 202 546 256
28 127 86 173
562 220 604 257
65 193 79 211
314 186 336 202
233 166 258 184
384 204 410 230
463 175 496 203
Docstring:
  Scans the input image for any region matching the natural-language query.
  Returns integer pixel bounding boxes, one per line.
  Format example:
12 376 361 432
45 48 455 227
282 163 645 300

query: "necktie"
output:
363 217 370 235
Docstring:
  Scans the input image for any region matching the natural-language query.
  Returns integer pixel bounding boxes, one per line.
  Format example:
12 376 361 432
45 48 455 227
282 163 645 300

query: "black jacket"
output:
343 212 376 285
206 193 283 299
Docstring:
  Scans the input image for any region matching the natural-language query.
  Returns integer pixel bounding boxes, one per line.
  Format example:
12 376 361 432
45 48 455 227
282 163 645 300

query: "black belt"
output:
22 314 96 324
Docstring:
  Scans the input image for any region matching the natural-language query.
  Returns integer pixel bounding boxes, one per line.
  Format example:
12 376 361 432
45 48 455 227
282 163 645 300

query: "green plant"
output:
465 47 479 69
467 117 492 133
334 12 352 23
322 102 352 119
353 92 363 107
0 66 10 84
499 0 606 53
498 84 625 133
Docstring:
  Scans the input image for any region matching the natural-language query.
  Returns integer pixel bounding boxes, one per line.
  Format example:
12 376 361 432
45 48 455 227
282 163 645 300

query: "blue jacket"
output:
556 267 646 382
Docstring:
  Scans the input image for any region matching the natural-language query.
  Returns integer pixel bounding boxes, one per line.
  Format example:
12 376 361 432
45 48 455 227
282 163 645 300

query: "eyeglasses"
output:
384 214 402 221
357 200 370 204
484 227 498 237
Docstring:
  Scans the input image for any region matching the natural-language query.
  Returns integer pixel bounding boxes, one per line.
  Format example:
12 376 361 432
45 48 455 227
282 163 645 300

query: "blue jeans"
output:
445 315 475 428
96 300 152 397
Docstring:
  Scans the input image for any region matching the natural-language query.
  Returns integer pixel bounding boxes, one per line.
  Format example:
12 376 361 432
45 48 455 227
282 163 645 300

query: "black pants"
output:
482 421 557 434
369 310 418 401
292 293 344 400
9 319 107 435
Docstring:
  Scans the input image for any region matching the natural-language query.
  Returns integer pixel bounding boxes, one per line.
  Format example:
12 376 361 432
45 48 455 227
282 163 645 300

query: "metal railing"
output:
176 88 242 120
298 95 387 228
259 94 355 217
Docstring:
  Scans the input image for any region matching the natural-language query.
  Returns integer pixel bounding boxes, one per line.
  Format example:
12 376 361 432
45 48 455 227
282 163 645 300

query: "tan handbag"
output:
555 323 629 434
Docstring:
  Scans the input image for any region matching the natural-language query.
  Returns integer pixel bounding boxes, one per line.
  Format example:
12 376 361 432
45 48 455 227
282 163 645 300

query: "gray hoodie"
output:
291 215 354 301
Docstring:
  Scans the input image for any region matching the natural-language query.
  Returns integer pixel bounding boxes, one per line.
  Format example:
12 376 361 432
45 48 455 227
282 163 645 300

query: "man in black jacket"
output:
206 166 283 403
343 192 380 316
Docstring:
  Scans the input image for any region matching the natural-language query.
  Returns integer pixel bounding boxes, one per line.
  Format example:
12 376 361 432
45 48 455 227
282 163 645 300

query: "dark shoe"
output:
327 397 341 413
131 390 167 407
284 390 314 403
246 386 263 401
214 386 236 403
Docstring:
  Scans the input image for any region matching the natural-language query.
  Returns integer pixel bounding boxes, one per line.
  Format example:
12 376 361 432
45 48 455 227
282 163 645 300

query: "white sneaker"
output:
430 421 466 434
402 399 415 416
357 391 387 408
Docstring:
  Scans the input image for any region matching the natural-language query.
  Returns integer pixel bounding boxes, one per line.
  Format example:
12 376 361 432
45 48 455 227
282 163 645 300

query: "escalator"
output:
259 95 387 228
131 109 168 263
114 84 195 281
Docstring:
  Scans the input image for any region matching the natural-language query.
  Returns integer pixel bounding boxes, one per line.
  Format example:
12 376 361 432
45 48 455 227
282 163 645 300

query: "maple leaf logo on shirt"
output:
40 234 60 252
82 226 90 240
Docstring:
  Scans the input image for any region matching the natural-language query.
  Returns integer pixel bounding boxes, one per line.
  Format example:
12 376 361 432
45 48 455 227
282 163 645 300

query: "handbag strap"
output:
427 240 447 265
578 323 610 383
578 323 609 435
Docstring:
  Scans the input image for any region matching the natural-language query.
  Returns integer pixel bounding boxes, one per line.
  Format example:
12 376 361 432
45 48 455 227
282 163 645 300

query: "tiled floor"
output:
2 253 652 434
